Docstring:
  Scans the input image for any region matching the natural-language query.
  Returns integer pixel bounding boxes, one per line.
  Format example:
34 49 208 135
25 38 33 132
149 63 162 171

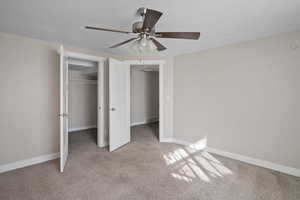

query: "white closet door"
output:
109 58 130 151
59 46 69 172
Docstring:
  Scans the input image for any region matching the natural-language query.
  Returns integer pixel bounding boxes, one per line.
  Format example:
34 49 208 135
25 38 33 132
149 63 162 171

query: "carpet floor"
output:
0 123 300 200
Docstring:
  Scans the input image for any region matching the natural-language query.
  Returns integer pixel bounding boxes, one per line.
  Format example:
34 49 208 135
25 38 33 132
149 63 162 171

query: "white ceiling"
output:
0 0 299 57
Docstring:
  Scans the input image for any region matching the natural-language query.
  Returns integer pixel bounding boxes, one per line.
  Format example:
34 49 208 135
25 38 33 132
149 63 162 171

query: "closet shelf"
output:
69 79 97 84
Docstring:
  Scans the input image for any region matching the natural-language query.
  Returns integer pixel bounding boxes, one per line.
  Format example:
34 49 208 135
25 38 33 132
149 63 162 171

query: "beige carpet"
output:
0 123 299 200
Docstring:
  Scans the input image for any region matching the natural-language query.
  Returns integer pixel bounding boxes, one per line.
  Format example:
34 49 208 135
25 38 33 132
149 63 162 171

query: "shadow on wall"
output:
164 138 233 183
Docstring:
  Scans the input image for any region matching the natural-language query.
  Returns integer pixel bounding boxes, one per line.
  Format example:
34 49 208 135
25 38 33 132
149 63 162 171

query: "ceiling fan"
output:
85 8 200 52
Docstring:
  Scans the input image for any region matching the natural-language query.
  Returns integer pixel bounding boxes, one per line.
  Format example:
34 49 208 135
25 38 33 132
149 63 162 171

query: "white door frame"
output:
59 50 106 147
124 60 166 142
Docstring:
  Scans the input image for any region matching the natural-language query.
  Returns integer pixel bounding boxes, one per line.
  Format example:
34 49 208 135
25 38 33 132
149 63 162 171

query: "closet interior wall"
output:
68 64 98 132
131 65 159 126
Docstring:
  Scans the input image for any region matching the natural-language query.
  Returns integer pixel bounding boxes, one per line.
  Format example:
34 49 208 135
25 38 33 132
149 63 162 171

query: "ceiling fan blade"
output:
142 9 163 31
110 38 137 48
150 38 167 51
155 32 200 40
85 26 132 34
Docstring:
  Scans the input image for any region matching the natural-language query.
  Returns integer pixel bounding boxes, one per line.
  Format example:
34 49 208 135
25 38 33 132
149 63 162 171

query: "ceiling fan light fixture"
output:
129 37 157 53
85 8 200 52
130 39 144 53
139 36 148 47
129 39 139 53
145 39 157 52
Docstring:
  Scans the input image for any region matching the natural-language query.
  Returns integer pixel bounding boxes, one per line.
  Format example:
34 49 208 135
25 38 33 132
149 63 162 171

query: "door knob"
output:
110 108 116 111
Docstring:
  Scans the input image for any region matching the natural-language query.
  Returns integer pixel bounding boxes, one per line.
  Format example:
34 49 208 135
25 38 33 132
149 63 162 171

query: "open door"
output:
59 46 69 172
109 58 130 151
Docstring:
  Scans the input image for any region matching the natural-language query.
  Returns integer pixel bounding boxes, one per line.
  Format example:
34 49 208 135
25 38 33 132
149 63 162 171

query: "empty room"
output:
0 0 299 199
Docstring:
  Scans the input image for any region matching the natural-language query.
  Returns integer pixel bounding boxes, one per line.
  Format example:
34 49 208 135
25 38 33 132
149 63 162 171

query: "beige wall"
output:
0 32 174 166
163 57 174 139
68 70 97 130
174 31 300 169
0 33 59 165
131 68 159 125
0 33 111 165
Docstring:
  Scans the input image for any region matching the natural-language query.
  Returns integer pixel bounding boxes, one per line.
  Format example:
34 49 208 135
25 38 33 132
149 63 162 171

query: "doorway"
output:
60 54 166 171
130 65 160 142
68 63 98 151
59 47 106 172
106 59 165 152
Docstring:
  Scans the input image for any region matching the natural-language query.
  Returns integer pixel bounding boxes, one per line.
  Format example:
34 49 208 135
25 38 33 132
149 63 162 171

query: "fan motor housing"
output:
132 21 143 33
132 21 156 34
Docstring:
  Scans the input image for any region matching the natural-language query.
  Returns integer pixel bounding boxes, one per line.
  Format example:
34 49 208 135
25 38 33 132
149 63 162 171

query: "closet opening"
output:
59 48 107 172
130 65 160 142
68 59 99 152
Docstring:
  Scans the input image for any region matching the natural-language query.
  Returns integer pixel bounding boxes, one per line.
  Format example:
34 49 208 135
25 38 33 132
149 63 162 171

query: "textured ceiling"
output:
0 0 299 57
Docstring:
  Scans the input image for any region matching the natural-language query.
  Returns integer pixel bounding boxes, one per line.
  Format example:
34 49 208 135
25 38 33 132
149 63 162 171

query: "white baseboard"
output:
131 117 159 127
172 138 191 146
3 138 299 178
69 125 97 132
0 152 59 173
98 141 108 148
160 138 173 143
206 147 300 177
171 138 300 177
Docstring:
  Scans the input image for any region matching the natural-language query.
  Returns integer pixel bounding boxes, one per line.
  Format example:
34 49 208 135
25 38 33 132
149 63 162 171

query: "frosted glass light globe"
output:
139 37 148 47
